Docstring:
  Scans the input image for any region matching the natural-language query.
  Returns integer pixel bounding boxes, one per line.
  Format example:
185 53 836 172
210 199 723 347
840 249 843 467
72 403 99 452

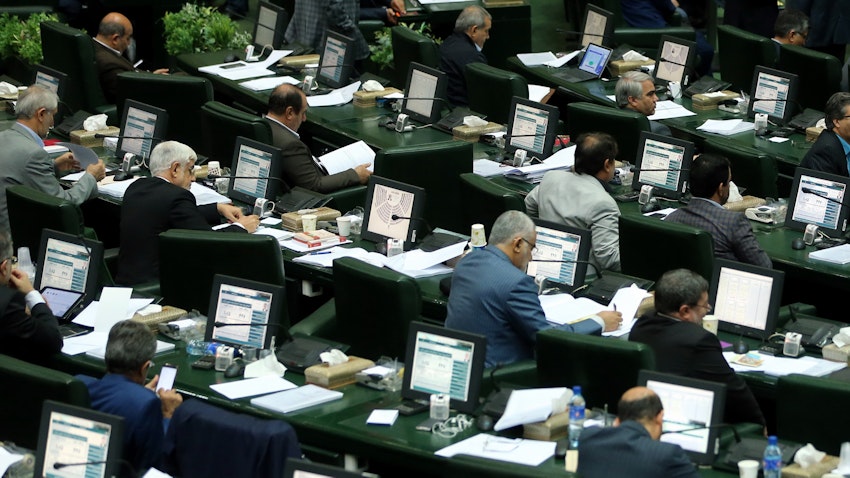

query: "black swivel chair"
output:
391 25 440 85
777 44 841 111
458 173 526 234
199 101 273 169
567 102 651 164
717 24 777 91
464 63 529 126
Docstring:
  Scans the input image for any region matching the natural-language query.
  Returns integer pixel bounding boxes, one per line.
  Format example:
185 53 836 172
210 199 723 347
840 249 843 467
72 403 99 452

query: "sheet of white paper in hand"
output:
495 387 570 430
57 142 100 169
318 140 375 175
540 295 606 325
94 287 133 332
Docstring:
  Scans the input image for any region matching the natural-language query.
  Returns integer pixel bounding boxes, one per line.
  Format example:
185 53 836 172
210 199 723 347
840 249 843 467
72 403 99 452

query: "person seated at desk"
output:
615 71 672 137
800 92 850 177
578 386 699 478
665 154 772 268
265 84 372 193
629 269 766 427
772 9 810 58
285 0 370 66
78 320 183 473
115 141 259 285
445 210 622 368
439 5 491 106
524 132 621 272
0 84 106 233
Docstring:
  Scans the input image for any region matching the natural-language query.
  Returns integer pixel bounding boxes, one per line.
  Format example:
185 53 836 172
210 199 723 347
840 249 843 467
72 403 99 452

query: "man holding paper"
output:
266 84 372 193
445 211 621 367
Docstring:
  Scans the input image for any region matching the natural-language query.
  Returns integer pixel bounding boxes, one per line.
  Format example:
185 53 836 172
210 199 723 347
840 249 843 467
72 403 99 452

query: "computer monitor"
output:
34 400 124 478
205 274 287 349
709 259 784 340
505 96 560 159
401 61 448 124
581 5 614 48
317 30 355 89
33 64 67 98
526 219 592 292
227 136 286 206
786 167 850 236
638 370 726 467
401 322 486 414
35 229 103 302
117 99 168 159
654 35 697 86
747 65 799 125
632 131 694 200
254 1 288 49
361 176 426 250
284 459 366 478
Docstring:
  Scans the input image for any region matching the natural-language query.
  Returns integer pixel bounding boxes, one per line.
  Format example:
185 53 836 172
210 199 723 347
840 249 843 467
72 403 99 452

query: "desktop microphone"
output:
93 133 164 142
553 29 617 42
527 258 600 281
53 458 138 477
207 174 291 192
801 187 849 208
661 423 741 444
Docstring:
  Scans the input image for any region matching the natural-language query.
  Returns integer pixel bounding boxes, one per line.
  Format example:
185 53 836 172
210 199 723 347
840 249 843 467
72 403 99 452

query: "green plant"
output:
368 22 440 70
162 3 251 56
0 12 59 64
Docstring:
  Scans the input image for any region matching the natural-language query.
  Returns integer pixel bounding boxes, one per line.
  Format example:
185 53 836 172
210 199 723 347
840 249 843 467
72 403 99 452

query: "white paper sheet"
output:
0 448 24 478
724 352 847 377
253 227 295 242
473 159 505 177
318 140 375 175
602 284 651 337
544 50 581 68
72 298 155 328
57 142 100 169
387 241 466 271
190 182 232 205
239 75 299 91
61 331 109 355
495 387 570 431
198 50 290 81
696 119 755 136
307 81 362 107
647 101 696 120
209 375 297 400
292 246 389 268
517 52 558 67
94 287 133 332
435 433 556 467
528 84 551 103
367 409 399 426
540 295 606 326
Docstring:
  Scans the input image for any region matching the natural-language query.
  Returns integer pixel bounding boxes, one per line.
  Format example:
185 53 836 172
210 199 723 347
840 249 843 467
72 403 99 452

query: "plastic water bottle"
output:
763 435 782 478
568 386 586 449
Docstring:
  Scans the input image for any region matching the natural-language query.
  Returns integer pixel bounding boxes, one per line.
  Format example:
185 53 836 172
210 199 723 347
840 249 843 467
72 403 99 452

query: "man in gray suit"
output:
0 85 106 232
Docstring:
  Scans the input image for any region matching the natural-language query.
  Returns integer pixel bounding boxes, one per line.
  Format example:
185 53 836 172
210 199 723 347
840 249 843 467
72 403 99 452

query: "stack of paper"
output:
99 179 230 206
435 434 556 466
239 75 299 92
808 244 850 265
306 81 362 107
696 119 754 136
318 140 375 175
502 145 576 183
197 50 291 81
384 241 466 278
724 353 846 377
250 384 343 413
292 246 388 268
647 101 697 121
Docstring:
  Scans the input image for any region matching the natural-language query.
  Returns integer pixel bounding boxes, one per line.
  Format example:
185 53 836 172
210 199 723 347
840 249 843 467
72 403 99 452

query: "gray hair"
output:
489 210 535 246
615 71 653 108
105 320 156 375
0 231 12 262
15 84 58 119
149 141 197 176
653 269 708 315
454 5 491 33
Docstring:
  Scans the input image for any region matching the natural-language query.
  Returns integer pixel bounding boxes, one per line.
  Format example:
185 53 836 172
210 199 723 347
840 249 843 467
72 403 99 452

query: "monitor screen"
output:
505 96 560 159
578 43 613 77
35 229 103 302
361 176 426 250
227 136 285 206
33 64 67 98
117 99 168 159
401 61 448 124
402 322 486 414
317 31 355 89
254 1 288 49
747 65 799 125
34 400 124 478
526 219 591 291
632 131 694 200
581 5 614 48
205 274 287 349
654 35 697 86
710 259 784 340
284 458 365 478
638 370 726 466
786 167 850 236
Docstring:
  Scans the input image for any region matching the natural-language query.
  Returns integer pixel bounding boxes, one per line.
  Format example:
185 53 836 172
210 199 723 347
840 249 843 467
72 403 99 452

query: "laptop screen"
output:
579 43 612 77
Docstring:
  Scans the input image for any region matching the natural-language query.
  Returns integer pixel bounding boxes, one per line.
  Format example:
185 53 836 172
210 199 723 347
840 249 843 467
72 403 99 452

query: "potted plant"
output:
162 3 251 57
367 22 439 83
0 12 59 82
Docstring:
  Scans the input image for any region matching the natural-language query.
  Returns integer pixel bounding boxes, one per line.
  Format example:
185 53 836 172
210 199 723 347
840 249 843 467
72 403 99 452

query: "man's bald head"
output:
96 12 134 54
616 386 665 439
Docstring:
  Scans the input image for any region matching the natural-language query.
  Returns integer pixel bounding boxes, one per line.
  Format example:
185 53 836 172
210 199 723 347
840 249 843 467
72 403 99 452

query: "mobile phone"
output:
157 363 177 392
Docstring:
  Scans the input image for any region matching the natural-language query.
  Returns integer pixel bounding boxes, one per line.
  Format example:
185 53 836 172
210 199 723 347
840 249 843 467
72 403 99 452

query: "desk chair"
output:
567 102 650 164
116 72 214 152
464 63 529 126
458 173 526 235
702 138 779 199
777 44 841 111
717 25 777 91
40 21 116 124
0 354 90 449
776 374 850 456
619 214 715 281
199 101 273 169
374 141 473 234
391 25 440 84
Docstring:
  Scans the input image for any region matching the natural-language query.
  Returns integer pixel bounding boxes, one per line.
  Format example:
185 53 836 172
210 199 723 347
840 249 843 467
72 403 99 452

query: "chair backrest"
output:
332 257 422 359
374 141 473 233
619 214 715 281
464 63 529 126
776 374 850 455
717 25 777 91
592 0 694 58
199 101 273 169
702 138 779 198
391 25 440 78
0 354 90 449
777 44 841 111
567 102 651 164
458 173 525 234
116 72 214 152
162 398 301 478
536 329 656 413
6 185 85 255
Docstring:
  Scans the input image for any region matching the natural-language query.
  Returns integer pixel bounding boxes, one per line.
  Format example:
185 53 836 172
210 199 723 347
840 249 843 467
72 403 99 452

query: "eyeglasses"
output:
793 30 808 40
692 302 713 313
520 237 537 254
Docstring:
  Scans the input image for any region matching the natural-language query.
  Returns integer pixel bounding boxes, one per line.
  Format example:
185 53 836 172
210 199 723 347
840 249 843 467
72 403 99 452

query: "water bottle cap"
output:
768 435 778 445
572 385 582 394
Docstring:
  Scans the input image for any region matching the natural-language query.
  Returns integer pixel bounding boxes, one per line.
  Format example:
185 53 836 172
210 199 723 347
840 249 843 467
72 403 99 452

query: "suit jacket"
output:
578 421 699 478
629 311 766 425
439 32 487 106
525 171 621 271
800 129 849 177
665 198 772 268
620 0 676 27
266 118 360 193
0 287 62 363
284 0 369 61
116 177 244 285
445 246 602 368
93 39 135 104
0 122 98 232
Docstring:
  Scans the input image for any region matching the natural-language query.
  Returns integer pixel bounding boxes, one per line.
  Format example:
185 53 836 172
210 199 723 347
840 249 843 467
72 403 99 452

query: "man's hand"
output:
152 68 170 75
217 203 244 222
9 269 35 294
54 152 80 172
354 163 372 184
86 159 107 181
385 7 399 25
390 0 406 14
145 374 159 391
598 310 624 332
158 388 183 419
236 215 261 233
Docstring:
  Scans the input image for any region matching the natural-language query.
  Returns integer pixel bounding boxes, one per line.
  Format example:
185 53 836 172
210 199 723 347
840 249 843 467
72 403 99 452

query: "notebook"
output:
250 384 343 413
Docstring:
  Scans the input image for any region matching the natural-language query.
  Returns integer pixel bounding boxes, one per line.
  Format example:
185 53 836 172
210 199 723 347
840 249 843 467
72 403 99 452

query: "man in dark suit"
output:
265 84 371 193
439 5 491 106
615 71 672 137
285 0 369 63
116 141 259 285
630 269 766 427
578 386 699 478
800 92 850 177
665 154 772 268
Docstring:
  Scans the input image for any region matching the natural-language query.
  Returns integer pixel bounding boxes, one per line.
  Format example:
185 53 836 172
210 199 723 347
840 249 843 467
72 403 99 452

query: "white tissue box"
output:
70 126 120 148
822 343 850 363
781 455 839 478
305 356 375 389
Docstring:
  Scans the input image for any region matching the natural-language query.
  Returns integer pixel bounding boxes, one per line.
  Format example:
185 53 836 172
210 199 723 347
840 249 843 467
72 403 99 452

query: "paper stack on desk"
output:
501 145 575 183
697 119 754 136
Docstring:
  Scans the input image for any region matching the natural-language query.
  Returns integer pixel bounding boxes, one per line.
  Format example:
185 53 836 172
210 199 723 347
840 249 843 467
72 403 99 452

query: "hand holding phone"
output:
156 364 177 392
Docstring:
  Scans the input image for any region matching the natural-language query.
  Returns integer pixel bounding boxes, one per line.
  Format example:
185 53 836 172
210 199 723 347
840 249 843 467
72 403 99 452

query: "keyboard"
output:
683 76 731 98
275 188 331 214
